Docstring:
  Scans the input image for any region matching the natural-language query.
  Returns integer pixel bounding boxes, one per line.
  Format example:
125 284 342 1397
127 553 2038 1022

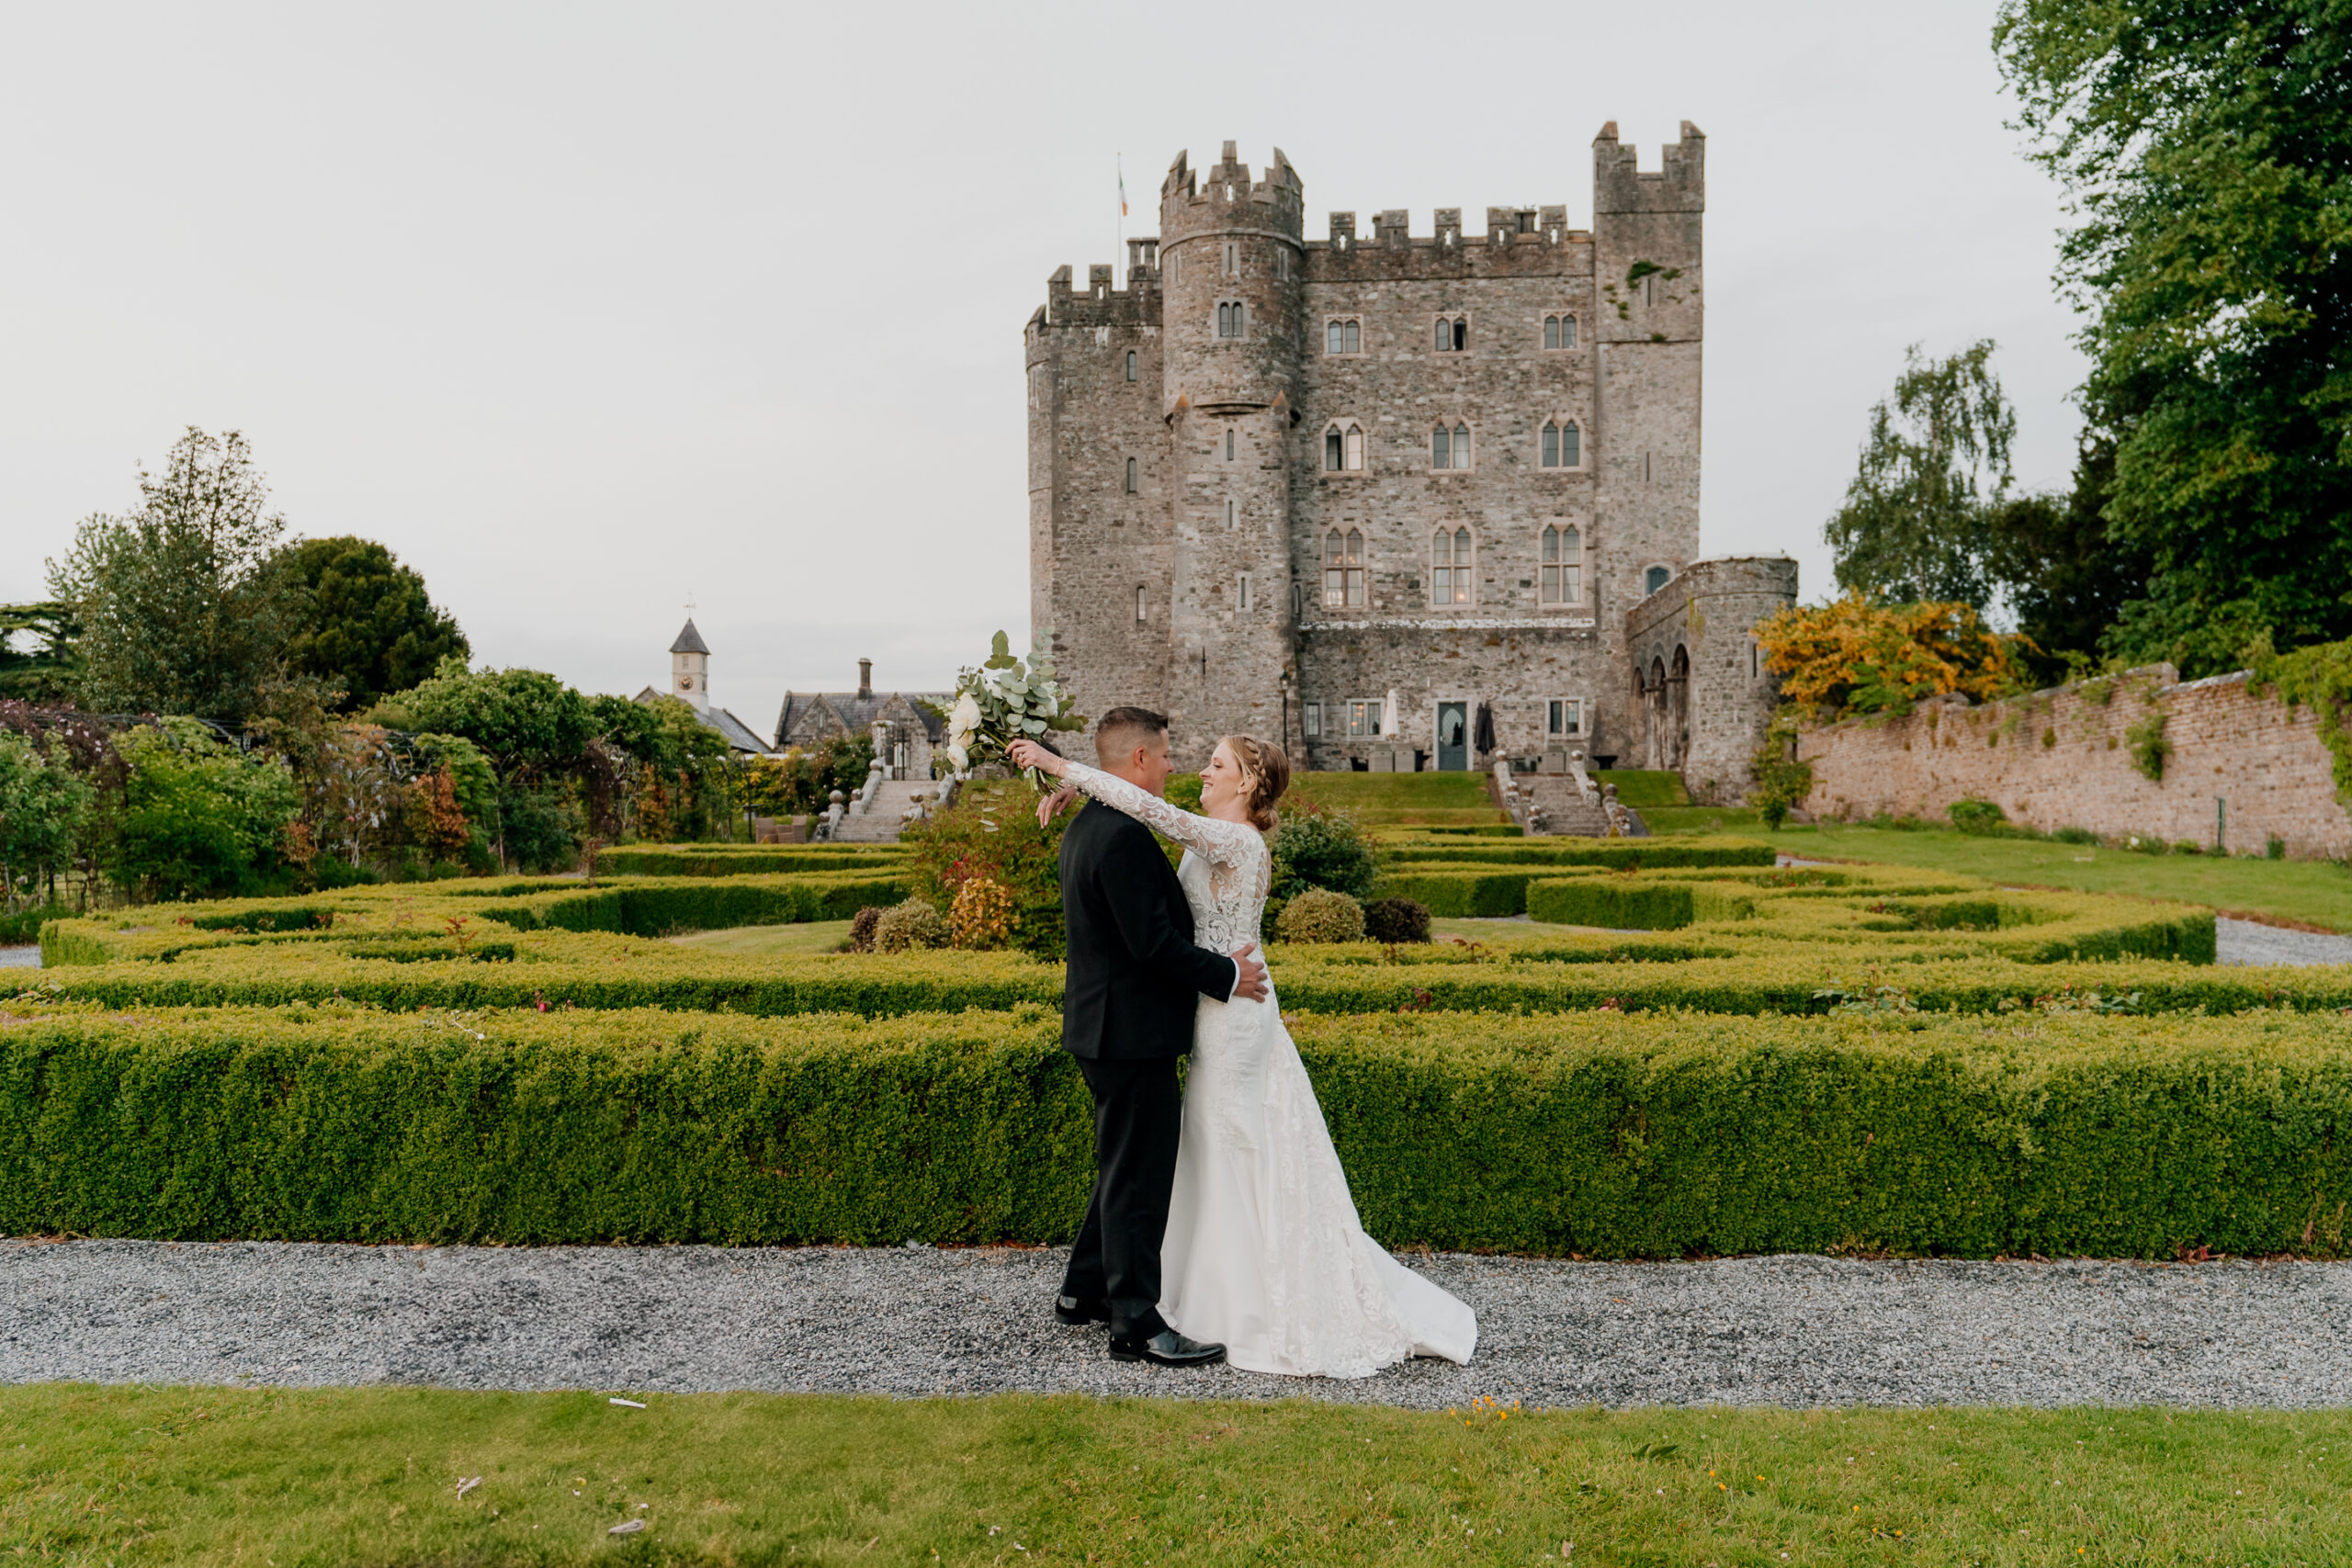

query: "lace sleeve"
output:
1062 761 1261 871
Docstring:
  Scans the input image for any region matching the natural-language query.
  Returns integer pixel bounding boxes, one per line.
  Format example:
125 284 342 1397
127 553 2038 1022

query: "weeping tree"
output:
1826 340 2018 609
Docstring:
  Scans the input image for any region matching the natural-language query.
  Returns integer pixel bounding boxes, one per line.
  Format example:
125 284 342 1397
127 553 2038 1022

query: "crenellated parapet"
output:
1031 262 1161 333
1593 120 1705 215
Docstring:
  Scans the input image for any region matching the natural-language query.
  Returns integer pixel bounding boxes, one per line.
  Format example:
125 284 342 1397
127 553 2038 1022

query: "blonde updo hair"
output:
1217 735 1292 831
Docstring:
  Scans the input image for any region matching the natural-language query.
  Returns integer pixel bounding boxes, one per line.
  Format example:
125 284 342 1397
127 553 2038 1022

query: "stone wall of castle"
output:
1030 128 1787 788
1624 556 1797 798
1799 666 2352 859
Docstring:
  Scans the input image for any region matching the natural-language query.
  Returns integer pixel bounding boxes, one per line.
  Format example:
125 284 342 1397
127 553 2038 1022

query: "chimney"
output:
857 658 873 700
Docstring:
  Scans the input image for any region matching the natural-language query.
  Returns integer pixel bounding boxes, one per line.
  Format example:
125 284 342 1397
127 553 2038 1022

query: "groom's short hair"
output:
1094 705 1169 763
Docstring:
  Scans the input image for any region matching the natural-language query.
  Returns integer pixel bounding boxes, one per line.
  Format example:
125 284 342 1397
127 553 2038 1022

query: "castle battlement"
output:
1159 142 1304 243
1593 120 1706 214
1306 205 1591 254
1033 261 1160 330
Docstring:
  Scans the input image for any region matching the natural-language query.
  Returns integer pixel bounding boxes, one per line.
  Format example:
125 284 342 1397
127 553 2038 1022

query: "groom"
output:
1052 705 1266 1367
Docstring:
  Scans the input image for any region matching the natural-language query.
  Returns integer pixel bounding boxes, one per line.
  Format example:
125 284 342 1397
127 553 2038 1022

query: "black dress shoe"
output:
1108 1328 1227 1368
1054 1295 1112 1326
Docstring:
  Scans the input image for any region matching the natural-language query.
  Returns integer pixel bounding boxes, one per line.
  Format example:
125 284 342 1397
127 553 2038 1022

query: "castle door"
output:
1436 702 1468 771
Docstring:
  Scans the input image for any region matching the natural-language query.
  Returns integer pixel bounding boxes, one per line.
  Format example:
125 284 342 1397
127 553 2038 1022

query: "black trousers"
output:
1061 1054 1182 1338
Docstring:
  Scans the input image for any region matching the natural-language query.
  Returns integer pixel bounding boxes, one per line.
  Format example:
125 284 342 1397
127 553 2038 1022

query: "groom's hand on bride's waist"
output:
1229 944 1268 1002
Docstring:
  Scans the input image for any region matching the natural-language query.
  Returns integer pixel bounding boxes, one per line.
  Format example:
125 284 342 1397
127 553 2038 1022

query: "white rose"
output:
950 693 982 732
945 743 968 773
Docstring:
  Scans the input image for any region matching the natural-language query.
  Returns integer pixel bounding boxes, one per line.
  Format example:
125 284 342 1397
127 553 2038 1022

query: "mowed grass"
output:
667 919 855 956
7 1385 2351 1565
1777 823 2352 933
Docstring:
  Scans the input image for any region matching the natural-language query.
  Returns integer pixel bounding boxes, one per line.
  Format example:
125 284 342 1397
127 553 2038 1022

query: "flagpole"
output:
1116 152 1125 281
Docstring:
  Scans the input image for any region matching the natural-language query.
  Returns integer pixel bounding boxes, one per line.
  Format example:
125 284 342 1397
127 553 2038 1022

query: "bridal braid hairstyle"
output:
1218 735 1292 831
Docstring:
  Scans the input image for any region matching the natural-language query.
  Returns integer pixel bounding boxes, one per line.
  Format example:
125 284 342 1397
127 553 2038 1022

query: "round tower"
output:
1157 143 1307 763
1159 141 1306 416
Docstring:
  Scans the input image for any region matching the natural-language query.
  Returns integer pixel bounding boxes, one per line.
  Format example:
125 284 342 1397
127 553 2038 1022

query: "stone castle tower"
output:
1027 127 1791 792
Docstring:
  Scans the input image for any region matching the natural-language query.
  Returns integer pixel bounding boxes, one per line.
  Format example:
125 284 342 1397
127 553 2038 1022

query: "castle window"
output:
1430 423 1471 470
1325 318 1361 355
1225 428 1235 461
1430 526 1473 605
1751 641 1760 679
1125 350 1137 381
1645 565 1672 596
1540 525 1582 604
1216 301 1245 339
1237 572 1251 611
1432 314 1469 352
1125 457 1138 493
1274 249 1287 280
1304 703 1321 739
1224 242 1238 276
1544 314 1577 350
1322 528 1365 609
1541 420 1581 468
1224 499 1237 528
1547 698 1586 739
1346 699 1382 738
1323 421 1364 472
1136 586 1147 623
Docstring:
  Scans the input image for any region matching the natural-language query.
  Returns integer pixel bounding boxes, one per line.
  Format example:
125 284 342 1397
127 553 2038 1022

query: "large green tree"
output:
1996 0 2352 676
1826 340 2019 608
271 536 469 712
47 428 298 721
0 603 81 703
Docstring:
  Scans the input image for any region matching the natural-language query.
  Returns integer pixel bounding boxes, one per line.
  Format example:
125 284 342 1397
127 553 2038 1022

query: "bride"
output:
1008 732 1476 1379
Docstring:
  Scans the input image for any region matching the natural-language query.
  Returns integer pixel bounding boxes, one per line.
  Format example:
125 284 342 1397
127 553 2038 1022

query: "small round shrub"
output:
848 906 885 953
1277 888 1366 944
1948 798 2007 835
1362 896 1431 944
874 898 948 953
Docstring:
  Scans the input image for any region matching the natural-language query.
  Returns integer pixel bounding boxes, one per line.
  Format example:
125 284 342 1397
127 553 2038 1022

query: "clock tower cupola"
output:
670 618 711 711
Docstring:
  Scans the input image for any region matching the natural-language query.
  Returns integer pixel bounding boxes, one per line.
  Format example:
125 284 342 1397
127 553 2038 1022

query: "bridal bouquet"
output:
944 628 1086 788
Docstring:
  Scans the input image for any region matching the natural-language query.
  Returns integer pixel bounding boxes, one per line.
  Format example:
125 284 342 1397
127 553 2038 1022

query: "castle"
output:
1026 128 1793 795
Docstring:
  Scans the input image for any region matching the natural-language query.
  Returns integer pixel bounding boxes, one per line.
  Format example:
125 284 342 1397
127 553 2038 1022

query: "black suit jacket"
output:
1058 795 1239 1060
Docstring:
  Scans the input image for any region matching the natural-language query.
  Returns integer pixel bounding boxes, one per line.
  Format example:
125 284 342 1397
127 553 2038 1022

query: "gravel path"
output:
2216 916 2352 967
6 1240 2348 1410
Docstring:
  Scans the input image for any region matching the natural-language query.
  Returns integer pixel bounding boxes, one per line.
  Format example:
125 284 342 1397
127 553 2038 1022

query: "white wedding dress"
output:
1061 761 1478 1378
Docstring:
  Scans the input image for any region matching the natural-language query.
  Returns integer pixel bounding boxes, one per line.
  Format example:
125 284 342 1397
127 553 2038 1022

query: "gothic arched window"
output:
1432 423 1470 469
1322 528 1365 609
1323 422 1364 472
1216 301 1245 339
1645 565 1673 597
1541 525 1581 604
1430 526 1473 605
1125 350 1137 381
1434 314 1468 353
1326 318 1361 355
1544 314 1577 351
1541 420 1581 468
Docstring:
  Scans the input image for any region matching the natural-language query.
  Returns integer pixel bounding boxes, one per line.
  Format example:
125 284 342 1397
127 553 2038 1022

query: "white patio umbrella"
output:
1381 688 1401 740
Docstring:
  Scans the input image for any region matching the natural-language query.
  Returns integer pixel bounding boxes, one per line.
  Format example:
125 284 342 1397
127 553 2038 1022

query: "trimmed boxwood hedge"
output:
598 845 908 877
1376 835 1775 868
6 1000 2347 1258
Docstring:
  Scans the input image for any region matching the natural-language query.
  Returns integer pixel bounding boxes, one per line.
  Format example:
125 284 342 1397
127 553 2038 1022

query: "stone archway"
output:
1668 644 1690 770
1645 656 1668 769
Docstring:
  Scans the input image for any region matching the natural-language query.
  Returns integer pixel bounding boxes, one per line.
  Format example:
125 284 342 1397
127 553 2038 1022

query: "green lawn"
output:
1775 823 2352 933
6 1385 2346 1565
667 919 854 955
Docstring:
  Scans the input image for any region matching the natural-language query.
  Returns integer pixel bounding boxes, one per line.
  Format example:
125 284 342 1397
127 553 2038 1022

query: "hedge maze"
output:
8 833 2350 1259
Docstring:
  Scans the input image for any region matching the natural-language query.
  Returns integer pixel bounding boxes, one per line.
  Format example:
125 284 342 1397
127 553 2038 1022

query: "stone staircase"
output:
1497 764 1650 838
829 779 947 842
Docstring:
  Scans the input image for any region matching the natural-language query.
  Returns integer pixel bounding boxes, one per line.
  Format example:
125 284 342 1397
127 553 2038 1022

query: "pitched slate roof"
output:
630 686 773 756
668 618 710 656
774 691 952 750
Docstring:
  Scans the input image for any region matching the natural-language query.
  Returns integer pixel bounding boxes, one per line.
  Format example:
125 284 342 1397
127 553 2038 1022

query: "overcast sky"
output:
1 1 2082 737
